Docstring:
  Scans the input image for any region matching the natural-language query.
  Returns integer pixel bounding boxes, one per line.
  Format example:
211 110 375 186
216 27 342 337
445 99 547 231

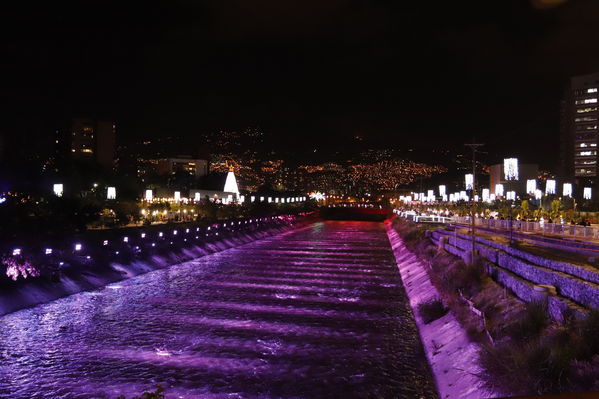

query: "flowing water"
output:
0 221 437 399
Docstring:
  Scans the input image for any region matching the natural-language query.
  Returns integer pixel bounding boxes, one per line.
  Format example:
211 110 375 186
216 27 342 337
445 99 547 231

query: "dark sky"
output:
5 0 599 168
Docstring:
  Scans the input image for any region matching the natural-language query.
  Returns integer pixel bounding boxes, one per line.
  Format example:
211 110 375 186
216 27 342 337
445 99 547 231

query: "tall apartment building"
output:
561 72 599 185
56 118 116 168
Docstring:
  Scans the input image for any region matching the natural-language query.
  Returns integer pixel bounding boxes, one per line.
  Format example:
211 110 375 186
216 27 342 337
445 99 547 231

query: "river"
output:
0 221 437 398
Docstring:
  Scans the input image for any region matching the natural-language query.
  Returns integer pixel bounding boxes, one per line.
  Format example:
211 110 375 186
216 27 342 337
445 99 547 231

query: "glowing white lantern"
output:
490 194 496 201
465 174 474 190
227 194 233 203
240 195 245 203
482 188 490 202
145 189 153 201
546 180 556 195
194 192 201 201
260 196 265 202
53 183 64 197
439 185 446 197
534 189 542 200
449 193 455 202
506 191 516 200
563 183 572 198
251 196 256 203
460 191 467 201
107 186 116 200
442 194 448 202
526 180 536 194
427 190 434 202
503 158 519 181
268 197 272 203
174 191 181 201
495 184 504 197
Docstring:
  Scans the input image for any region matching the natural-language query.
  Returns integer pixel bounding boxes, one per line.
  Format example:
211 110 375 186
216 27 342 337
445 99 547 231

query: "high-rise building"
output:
561 72 599 184
56 118 116 168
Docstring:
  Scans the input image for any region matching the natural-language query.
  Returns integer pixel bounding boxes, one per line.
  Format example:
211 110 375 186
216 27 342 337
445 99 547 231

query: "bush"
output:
418 298 448 324
508 301 548 342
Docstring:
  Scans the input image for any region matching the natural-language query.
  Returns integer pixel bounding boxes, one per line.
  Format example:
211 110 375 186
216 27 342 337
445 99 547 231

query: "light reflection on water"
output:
0 221 437 399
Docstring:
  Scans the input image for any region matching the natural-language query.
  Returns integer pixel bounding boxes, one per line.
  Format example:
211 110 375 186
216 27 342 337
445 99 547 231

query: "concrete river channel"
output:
0 221 437 398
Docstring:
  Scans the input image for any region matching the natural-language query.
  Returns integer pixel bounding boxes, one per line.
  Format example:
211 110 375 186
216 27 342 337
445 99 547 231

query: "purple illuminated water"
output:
0 222 437 398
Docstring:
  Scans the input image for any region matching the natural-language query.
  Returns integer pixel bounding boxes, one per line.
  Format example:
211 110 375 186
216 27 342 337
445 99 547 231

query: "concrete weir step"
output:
432 228 597 318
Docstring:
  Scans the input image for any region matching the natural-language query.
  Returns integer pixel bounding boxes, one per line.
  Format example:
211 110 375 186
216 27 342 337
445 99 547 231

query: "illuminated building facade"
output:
157 157 209 177
57 118 116 168
561 72 599 183
489 163 538 196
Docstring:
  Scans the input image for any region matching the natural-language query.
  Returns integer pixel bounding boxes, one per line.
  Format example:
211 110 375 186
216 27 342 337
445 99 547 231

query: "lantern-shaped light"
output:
439 185 446 197
535 189 543 200
53 183 64 197
482 188 490 202
495 184 504 197
563 183 572 198
546 180 556 195
145 189 153 201
584 187 592 200
503 158 519 181
107 186 116 200
526 180 536 195
465 174 474 190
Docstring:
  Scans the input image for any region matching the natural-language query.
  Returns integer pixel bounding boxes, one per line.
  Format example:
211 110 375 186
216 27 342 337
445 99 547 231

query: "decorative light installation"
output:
12 248 21 256
427 190 434 202
535 189 543 200
107 186 116 200
223 171 240 195
194 192 201 201
584 187 592 200
482 188 490 202
526 180 536 194
74 243 82 252
495 184 504 197
503 158 519 181
506 191 516 200
310 192 326 201
442 194 448 202
260 196 265 202
174 191 181 201
45 248 52 255
439 185 446 197
53 183 64 197
563 183 573 198
465 174 474 190
251 196 255 203
145 189 153 201
546 180 556 195
490 194 496 201
460 191 468 201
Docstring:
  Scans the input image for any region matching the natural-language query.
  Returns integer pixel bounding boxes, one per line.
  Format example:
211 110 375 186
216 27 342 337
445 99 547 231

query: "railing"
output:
394 210 454 224
452 216 599 239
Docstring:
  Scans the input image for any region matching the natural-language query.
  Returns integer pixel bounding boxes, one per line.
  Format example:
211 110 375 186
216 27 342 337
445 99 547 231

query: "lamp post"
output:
465 142 484 263
504 158 519 245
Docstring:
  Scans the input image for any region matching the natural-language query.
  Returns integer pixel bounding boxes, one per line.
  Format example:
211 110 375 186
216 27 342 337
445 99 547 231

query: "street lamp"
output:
504 157 519 244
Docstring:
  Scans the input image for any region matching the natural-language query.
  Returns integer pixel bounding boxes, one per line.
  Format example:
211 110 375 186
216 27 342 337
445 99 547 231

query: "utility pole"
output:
465 141 484 264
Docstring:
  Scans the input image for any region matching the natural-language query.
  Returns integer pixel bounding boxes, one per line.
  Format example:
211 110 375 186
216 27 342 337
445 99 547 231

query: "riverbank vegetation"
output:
393 217 599 395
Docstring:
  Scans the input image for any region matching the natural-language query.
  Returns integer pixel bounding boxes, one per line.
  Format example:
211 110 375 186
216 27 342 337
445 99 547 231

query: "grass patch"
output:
418 298 448 324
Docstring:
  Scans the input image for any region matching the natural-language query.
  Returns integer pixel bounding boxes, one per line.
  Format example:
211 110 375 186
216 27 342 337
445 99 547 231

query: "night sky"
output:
5 0 599 168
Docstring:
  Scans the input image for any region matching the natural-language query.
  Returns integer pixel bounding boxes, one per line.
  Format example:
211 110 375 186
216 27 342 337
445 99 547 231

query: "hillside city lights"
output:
503 158 519 181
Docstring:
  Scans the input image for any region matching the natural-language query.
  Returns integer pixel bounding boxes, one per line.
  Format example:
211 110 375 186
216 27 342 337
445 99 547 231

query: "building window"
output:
589 88 598 93
575 98 598 105
575 116 598 122
577 107 597 113
578 151 597 156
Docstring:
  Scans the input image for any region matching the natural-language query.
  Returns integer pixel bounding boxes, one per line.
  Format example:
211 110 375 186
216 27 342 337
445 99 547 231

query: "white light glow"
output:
535 189 542 200
546 180 556 195
495 184 504 197
439 185 446 197
74 244 82 251
526 179 536 194
224 171 240 195
563 183 573 197
503 158 519 181
45 248 52 255
506 191 516 200
145 189 153 201
584 187 592 200
53 183 64 197
482 188 490 202
174 191 181 201
465 174 474 190
107 186 116 200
